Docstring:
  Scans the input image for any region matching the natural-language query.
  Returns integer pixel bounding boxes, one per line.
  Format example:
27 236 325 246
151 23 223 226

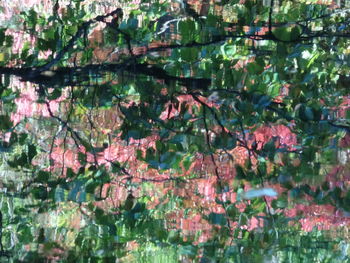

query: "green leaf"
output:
17 224 33 243
37 38 56 51
221 43 236 58
167 230 181 243
182 155 192 171
276 43 287 56
0 28 5 46
208 212 227 225
155 140 165 152
78 152 87 165
247 62 264 74
180 47 198 62
5 35 13 47
273 25 302 41
214 132 236 150
65 25 78 36
299 105 315 121
31 186 48 200
28 144 37 162
235 165 246 179
306 52 320 68
85 179 99 194
128 18 138 29
226 204 238 218
180 245 197 258
272 196 288 209
36 171 50 183
27 9 38 28
178 19 196 43
48 88 62 100
302 73 315 83
0 115 12 130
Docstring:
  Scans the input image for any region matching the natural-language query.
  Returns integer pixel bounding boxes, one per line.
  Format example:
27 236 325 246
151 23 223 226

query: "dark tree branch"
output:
1 26 350 85
328 121 350 133
45 101 87 151
103 19 135 56
1 3 349 82
28 7 124 78
200 103 233 233
189 93 246 147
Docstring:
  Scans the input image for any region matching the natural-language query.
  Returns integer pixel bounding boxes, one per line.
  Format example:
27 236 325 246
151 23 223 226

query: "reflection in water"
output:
1 70 348 261
0 0 350 262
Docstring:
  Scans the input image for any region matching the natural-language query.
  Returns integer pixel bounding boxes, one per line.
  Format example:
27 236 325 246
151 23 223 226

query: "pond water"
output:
0 0 350 262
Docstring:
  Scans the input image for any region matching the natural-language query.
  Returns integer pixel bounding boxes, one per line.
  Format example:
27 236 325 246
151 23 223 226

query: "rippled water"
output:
0 0 350 262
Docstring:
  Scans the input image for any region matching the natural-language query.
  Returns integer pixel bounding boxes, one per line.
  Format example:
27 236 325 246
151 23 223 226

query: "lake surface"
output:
0 0 350 262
